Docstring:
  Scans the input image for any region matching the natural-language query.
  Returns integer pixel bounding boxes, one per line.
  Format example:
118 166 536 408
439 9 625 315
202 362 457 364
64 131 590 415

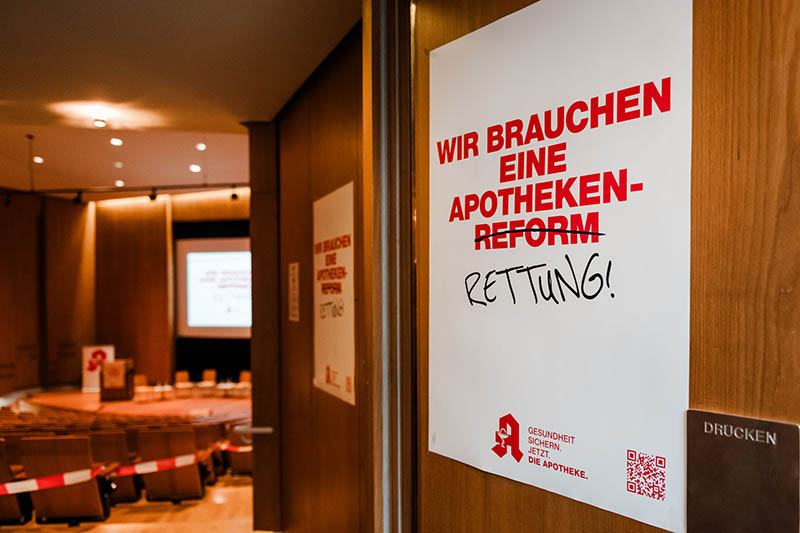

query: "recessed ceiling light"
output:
195 142 207 151
189 164 201 173
93 118 107 128
32 156 44 164
110 137 123 146
114 179 125 188
114 161 124 169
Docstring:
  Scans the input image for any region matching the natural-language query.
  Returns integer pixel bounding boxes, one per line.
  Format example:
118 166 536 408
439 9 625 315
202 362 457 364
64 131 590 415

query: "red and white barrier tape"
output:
0 441 252 495
219 443 252 453
0 466 105 495
113 453 198 477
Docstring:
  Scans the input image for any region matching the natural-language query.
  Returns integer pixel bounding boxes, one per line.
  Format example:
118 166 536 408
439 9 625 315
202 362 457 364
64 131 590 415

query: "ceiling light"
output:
195 143 207 151
114 180 125 188
73 191 83 204
149 188 157 201
47 100 166 129
32 156 44 164
114 161 124 168
110 137 123 146
231 186 239 201
189 164 201 173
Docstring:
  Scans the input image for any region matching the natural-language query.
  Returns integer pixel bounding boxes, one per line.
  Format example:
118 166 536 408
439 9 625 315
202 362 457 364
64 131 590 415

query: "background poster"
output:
81 345 115 393
313 182 355 405
428 0 691 530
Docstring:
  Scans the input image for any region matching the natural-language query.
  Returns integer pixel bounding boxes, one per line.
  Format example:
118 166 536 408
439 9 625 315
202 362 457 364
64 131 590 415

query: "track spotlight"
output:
73 191 83 204
149 188 157 201
231 186 239 201
4 193 11 207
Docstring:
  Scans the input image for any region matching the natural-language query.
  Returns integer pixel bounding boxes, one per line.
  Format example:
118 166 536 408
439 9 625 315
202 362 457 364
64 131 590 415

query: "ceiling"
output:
0 0 361 195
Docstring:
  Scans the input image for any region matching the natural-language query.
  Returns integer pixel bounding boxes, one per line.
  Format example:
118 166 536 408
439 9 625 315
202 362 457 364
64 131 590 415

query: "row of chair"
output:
133 370 252 401
0 407 252 527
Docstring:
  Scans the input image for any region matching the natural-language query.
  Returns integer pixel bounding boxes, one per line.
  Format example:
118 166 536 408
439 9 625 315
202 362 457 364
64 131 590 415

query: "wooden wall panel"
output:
43 197 95 386
171 188 250 222
414 1 800 532
278 27 362 533
248 122 282 531
95 197 173 384
0 194 42 394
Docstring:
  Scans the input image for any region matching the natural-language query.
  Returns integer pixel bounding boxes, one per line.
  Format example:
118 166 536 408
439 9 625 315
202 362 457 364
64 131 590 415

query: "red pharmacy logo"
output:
87 350 107 372
492 413 523 463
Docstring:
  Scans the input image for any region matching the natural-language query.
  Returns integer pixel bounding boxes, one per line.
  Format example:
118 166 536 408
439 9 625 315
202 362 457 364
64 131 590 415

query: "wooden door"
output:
413 1 800 531
277 26 364 533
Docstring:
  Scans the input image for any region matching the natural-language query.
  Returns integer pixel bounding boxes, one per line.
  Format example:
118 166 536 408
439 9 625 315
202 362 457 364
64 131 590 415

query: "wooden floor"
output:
26 391 251 422
4 476 257 532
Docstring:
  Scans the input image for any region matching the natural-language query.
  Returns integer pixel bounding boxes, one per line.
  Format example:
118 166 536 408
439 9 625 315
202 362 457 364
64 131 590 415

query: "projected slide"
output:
176 238 252 338
186 251 252 328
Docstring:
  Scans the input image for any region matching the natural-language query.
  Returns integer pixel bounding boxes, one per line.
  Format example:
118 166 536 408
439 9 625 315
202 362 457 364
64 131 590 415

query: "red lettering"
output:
590 92 614 128
535 181 553 211
464 194 479 219
480 191 497 218
448 196 465 222
544 107 565 138
554 177 577 209
548 142 567 174
508 219 526 248
616 85 640 122
643 77 671 116
499 153 515 182
515 184 533 214
566 101 588 133
497 187 514 216
487 125 504 153
603 169 627 203
570 212 599 244
464 131 479 158
491 221 508 249
436 137 458 164
579 173 601 205
505 119 524 150
475 224 491 250
525 217 546 247
525 147 546 178
523 114 544 144
547 215 569 245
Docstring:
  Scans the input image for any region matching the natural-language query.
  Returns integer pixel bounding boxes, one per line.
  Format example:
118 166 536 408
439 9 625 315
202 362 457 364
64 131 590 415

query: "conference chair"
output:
232 370 252 398
0 438 32 526
134 374 155 402
196 369 217 397
21 435 115 526
89 431 141 504
225 427 253 475
0 431 55 467
137 428 205 503
193 422 226 480
174 370 194 398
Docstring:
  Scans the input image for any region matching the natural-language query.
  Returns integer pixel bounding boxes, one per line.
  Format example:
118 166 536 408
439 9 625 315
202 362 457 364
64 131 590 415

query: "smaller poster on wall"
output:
312 182 355 405
81 345 115 393
288 262 300 323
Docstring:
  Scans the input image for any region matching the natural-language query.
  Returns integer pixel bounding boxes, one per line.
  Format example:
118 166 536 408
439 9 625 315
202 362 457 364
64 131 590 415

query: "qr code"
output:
626 450 666 501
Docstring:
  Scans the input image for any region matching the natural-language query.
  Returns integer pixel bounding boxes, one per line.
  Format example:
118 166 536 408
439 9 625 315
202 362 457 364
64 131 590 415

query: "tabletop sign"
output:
687 410 799 533
428 0 692 530
312 182 356 405
81 345 115 393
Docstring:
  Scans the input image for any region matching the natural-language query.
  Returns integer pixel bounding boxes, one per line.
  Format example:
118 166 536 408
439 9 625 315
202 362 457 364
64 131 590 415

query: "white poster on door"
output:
313 182 356 405
81 345 115 393
428 0 691 531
